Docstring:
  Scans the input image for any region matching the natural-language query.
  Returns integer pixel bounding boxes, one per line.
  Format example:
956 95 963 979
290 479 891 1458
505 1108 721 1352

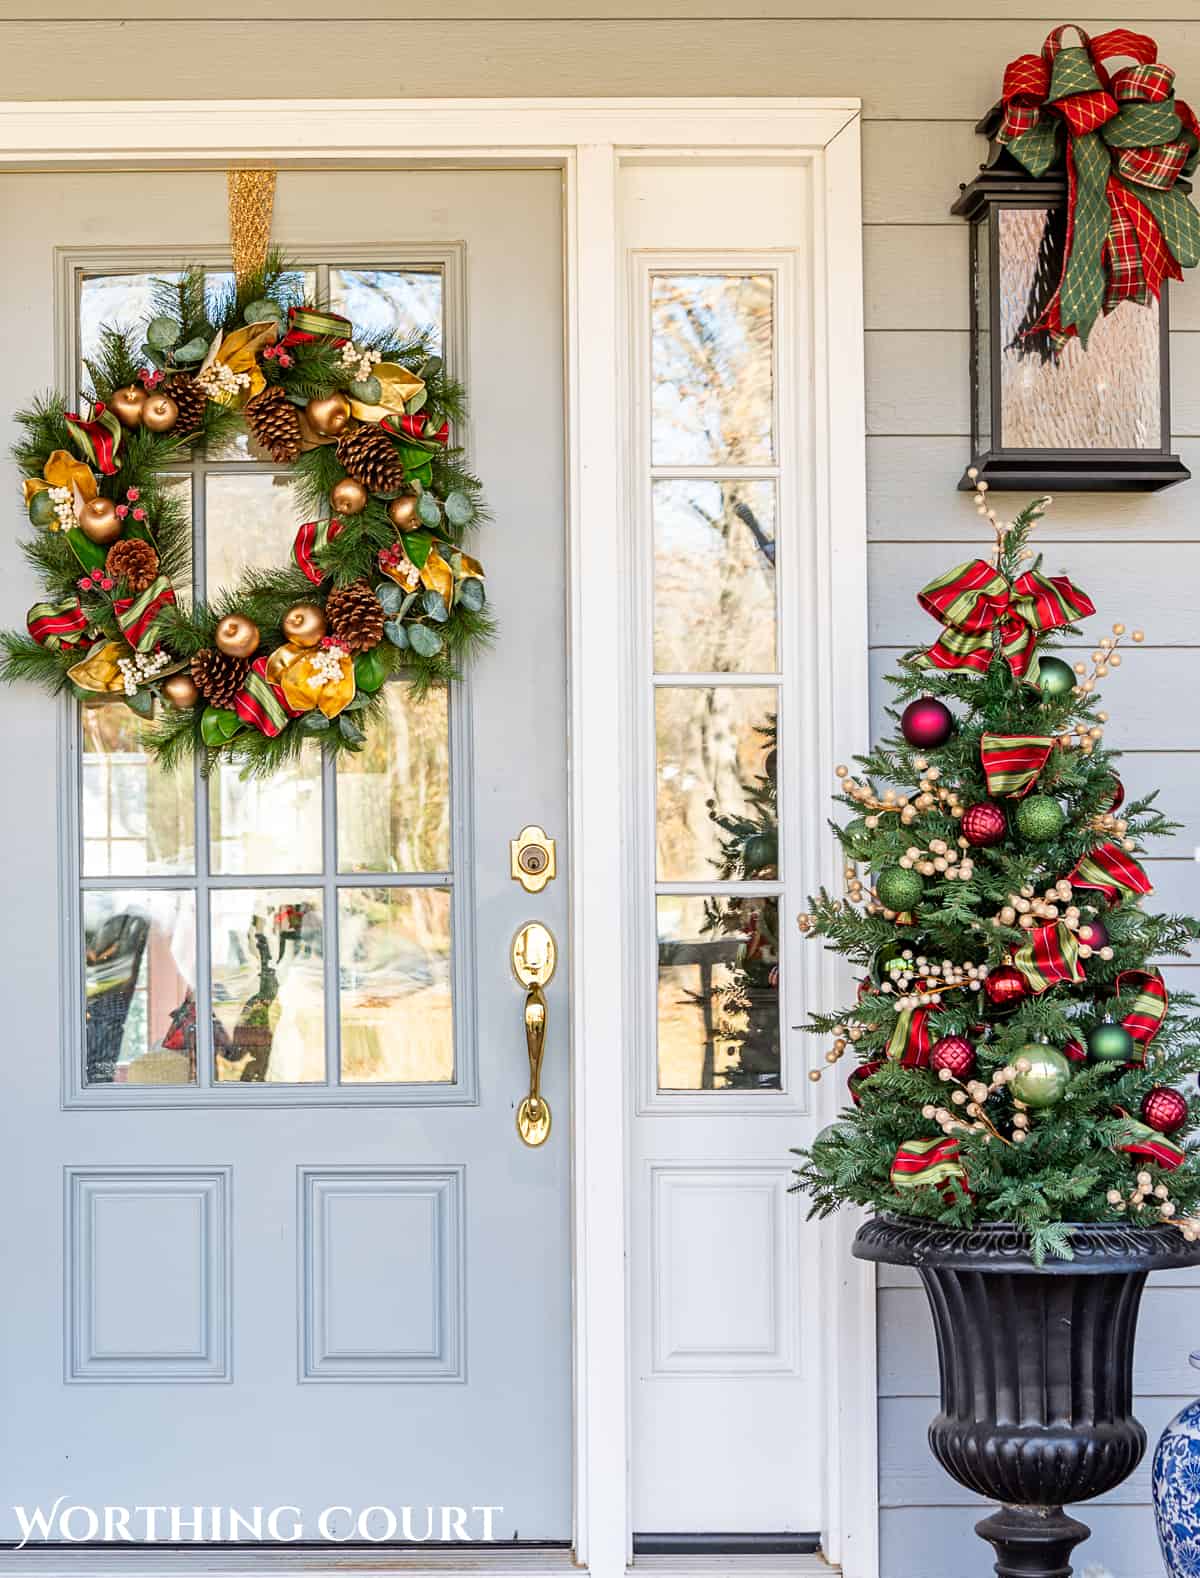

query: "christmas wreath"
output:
0 251 491 773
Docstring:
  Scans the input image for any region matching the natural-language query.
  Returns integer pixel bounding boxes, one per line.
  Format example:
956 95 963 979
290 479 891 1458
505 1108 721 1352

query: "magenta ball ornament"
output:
1142 1086 1188 1135
1076 917 1109 951
930 1035 976 1080
961 801 1007 848
900 696 955 749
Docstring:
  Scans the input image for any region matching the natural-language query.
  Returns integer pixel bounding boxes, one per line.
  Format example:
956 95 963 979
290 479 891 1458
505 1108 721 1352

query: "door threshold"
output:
630 1560 833 1576
0 1549 576 1577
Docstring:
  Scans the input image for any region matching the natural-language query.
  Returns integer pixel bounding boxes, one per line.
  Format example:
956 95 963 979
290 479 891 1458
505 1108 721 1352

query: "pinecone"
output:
244 385 302 463
105 538 160 594
167 374 209 437
326 580 386 653
336 423 403 494
190 647 249 709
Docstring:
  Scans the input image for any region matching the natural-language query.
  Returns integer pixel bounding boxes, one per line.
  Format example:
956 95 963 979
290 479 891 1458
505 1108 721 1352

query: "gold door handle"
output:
511 921 556 1147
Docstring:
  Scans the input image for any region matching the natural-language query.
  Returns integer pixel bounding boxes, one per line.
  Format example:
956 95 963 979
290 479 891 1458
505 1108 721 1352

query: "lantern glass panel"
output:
972 217 992 456
997 205 1161 451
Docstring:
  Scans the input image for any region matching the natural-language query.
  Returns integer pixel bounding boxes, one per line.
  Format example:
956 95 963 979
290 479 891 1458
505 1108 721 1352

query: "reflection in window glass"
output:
657 895 780 1092
212 889 324 1084
206 473 304 591
656 688 777 883
651 273 774 466
653 479 776 673
83 889 197 1086
82 705 194 878
330 269 443 352
339 888 453 1084
337 684 451 873
210 744 323 875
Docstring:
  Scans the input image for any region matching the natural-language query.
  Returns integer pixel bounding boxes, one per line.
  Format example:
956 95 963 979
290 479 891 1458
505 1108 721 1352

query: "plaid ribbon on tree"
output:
112 576 177 652
980 731 1055 797
1113 1110 1185 1169
292 517 345 585
1011 921 1085 993
26 596 88 650
884 1002 941 1065
1068 839 1153 901
994 24 1200 345
233 655 306 738
890 1137 969 1200
916 558 1094 680
1116 967 1168 1056
64 402 122 475
848 1058 884 1105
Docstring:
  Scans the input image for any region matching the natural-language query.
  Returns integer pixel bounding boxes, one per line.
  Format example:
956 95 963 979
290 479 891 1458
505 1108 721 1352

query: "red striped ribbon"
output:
233 655 305 738
26 597 88 650
1116 968 1168 1057
1069 841 1153 902
292 517 344 585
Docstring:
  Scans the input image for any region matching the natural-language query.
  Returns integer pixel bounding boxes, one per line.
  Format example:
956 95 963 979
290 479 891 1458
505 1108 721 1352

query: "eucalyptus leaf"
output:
422 589 449 624
408 624 444 659
172 336 209 364
457 577 486 613
349 375 382 404
444 491 473 528
141 344 167 371
125 689 156 718
398 591 419 618
405 391 427 415
338 714 366 744
146 316 181 351
243 299 284 325
384 619 410 649
417 492 442 528
301 711 332 732
342 692 370 711
374 581 403 616
420 356 443 380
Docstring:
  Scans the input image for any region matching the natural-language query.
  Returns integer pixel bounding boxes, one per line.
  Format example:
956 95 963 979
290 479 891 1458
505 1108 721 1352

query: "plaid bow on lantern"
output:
996 24 1200 345
916 557 1094 681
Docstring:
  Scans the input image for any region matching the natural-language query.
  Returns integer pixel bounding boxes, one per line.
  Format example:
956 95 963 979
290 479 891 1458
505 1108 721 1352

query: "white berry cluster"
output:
1108 1172 1177 1223
48 484 76 532
196 360 251 400
309 643 349 688
923 1057 1031 1144
116 648 171 696
879 950 989 1010
337 342 383 384
896 836 976 884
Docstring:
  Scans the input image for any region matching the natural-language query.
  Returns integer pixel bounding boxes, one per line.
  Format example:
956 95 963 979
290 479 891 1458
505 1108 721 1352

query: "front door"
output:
0 168 570 1543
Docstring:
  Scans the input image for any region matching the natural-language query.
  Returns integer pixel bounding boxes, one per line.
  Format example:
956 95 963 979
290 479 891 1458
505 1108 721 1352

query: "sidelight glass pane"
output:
211 888 324 1083
205 472 305 591
653 478 776 674
656 894 780 1092
656 687 777 882
651 272 774 466
330 269 443 350
83 889 197 1085
337 684 451 873
339 888 453 1084
209 744 323 875
82 705 194 878
997 207 1160 450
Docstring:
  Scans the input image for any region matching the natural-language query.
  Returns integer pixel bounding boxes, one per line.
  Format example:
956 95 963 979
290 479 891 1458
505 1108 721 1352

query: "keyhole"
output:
520 846 548 875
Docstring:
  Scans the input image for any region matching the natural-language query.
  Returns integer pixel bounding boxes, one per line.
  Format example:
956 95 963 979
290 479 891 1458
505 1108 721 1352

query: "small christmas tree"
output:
792 487 1200 1263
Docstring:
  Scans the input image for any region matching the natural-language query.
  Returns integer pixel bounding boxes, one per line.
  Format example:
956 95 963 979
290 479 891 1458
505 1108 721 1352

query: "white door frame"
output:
0 98 875 1578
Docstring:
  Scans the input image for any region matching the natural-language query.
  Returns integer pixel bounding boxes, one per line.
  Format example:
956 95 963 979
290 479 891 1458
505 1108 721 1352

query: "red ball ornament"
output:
1141 1086 1188 1135
901 696 955 749
1106 776 1125 813
1076 917 1109 951
962 801 1007 848
984 965 1028 1009
930 1035 976 1080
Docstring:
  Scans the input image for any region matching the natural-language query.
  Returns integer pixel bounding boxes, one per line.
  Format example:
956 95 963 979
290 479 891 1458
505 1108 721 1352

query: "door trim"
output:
0 99 874 1578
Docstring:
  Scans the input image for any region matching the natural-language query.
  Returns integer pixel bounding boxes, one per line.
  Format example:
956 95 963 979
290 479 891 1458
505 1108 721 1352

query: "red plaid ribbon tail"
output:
1069 841 1153 902
292 517 345 585
1116 968 1168 1059
847 1059 883 1106
890 1137 969 1202
233 655 306 738
27 597 88 650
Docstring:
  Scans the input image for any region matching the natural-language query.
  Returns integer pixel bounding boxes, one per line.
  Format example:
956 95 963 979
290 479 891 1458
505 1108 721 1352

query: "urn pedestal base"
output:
854 1217 1200 1578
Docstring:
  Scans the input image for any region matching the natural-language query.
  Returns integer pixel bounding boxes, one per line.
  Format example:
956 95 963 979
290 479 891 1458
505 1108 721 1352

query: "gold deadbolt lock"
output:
510 825 557 894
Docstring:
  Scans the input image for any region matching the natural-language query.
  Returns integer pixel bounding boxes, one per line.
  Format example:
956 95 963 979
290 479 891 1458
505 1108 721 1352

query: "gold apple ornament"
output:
214 614 260 659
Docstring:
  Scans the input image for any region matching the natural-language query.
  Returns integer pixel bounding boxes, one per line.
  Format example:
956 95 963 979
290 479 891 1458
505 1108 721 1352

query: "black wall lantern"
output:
954 109 1189 493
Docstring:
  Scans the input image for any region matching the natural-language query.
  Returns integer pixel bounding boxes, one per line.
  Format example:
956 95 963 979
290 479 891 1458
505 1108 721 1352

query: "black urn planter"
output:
855 1217 1200 1578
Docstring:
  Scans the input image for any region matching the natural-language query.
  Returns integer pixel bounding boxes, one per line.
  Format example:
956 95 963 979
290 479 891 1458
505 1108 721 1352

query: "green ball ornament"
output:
1010 1043 1072 1108
1087 1020 1135 1063
1015 794 1067 843
875 865 925 913
1037 656 1076 698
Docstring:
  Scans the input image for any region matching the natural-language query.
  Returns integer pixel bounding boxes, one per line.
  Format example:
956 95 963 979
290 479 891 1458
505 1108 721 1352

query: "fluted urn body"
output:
855 1218 1200 1578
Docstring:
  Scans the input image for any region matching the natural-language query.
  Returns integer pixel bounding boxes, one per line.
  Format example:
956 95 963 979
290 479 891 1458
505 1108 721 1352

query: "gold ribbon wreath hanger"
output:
226 169 277 286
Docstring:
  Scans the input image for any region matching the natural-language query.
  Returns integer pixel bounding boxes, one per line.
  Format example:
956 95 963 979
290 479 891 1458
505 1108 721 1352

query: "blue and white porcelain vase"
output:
1153 1352 1200 1576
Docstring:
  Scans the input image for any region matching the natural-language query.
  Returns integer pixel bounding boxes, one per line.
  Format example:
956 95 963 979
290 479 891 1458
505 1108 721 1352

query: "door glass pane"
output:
210 745 323 876
653 478 776 673
79 271 182 391
339 888 453 1084
656 687 777 882
83 889 196 1086
205 473 305 591
82 706 194 877
211 888 324 1083
329 269 444 350
651 273 774 466
657 894 780 1092
337 683 451 874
